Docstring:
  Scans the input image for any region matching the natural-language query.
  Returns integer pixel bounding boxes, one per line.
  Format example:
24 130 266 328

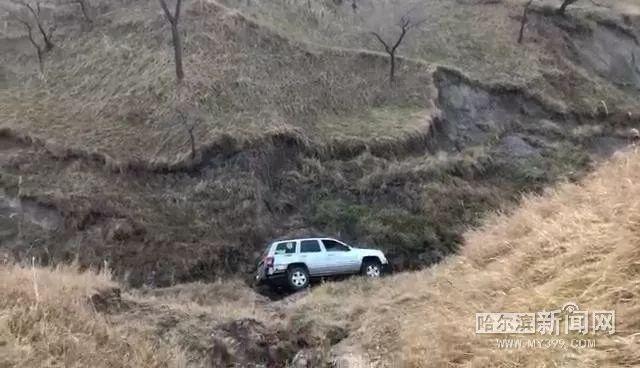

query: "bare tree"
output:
518 0 533 44
67 0 92 24
158 0 184 84
5 2 55 73
558 0 579 14
12 1 55 51
371 12 425 83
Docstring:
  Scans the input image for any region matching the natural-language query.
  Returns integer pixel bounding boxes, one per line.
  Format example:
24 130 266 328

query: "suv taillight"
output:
265 256 274 268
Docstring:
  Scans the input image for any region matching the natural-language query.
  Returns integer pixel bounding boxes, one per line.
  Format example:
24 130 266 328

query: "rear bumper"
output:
255 270 288 286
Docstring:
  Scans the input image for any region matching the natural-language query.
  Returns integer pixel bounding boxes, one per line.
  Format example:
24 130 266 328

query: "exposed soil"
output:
0 65 636 289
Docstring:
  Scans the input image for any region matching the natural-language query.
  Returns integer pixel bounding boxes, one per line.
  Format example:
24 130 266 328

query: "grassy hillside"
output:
219 0 640 112
289 146 640 367
0 0 434 166
3 147 640 367
0 0 639 285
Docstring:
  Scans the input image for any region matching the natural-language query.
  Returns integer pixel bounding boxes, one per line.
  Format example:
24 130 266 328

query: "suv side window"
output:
274 241 296 255
322 239 350 252
300 240 321 253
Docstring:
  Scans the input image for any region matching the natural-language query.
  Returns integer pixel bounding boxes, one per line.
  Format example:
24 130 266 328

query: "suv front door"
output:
322 239 359 274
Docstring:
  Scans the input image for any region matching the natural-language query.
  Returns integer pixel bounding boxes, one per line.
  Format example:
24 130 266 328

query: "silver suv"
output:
255 237 390 290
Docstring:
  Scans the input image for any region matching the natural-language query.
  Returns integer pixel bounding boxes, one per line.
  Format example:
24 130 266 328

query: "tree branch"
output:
174 0 182 22
518 0 533 44
15 0 54 51
371 31 391 54
158 0 175 24
13 12 44 72
558 0 579 14
391 23 408 53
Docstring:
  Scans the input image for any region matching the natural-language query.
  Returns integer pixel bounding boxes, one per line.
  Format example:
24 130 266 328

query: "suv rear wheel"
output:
287 266 309 290
361 259 382 278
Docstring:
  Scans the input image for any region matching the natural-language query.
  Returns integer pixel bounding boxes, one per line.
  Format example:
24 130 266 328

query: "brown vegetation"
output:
3 147 640 367
284 146 640 366
0 0 639 287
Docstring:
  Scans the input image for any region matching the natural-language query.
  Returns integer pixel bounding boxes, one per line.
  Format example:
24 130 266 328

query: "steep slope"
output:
286 146 640 367
3 146 640 367
0 0 639 286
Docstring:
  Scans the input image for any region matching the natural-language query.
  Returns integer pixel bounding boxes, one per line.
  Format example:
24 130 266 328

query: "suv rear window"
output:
322 239 350 252
300 240 321 253
274 241 296 255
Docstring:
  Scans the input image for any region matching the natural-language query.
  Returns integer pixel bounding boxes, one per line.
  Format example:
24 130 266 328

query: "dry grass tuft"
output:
0 263 186 368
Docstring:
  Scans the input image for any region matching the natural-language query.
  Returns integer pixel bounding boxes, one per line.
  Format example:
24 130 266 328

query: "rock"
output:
105 218 135 241
291 348 324 368
209 318 293 367
498 135 540 158
330 341 372 368
89 287 122 313
538 119 563 137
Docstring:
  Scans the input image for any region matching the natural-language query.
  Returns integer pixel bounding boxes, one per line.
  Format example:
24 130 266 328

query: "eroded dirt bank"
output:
1 64 637 287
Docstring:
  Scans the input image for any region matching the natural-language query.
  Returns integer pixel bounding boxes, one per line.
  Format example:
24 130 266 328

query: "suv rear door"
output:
272 240 298 272
299 239 326 276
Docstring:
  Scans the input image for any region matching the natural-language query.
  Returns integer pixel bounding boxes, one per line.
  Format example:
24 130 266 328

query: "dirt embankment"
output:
1 3 640 367
1 62 638 287
1 2 639 288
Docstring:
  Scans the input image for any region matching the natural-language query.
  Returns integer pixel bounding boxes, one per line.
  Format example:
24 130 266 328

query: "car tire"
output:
361 259 382 278
287 266 310 291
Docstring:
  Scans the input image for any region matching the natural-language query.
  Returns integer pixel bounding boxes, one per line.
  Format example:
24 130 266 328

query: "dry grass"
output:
2 144 640 367
286 147 640 367
218 0 637 110
220 0 543 82
0 0 634 169
315 106 432 142
0 263 186 368
0 0 433 167
0 262 288 367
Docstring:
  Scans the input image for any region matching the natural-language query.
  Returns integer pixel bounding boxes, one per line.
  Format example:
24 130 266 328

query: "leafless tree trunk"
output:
186 124 196 159
69 0 92 23
176 108 198 160
17 176 24 242
158 0 184 84
518 0 533 44
558 0 579 14
371 14 425 84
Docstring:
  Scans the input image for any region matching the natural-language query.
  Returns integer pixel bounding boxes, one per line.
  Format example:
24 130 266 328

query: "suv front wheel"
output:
361 259 382 278
287 266 310 290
